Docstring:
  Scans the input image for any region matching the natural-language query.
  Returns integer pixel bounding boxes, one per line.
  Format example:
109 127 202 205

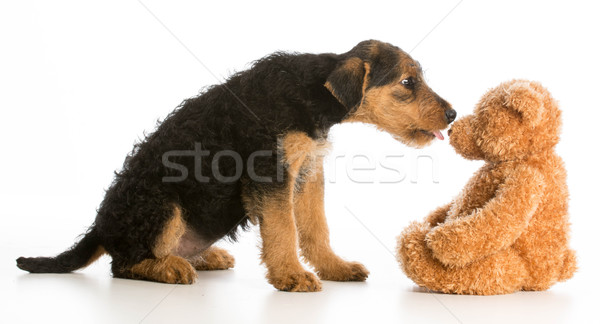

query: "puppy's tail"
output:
16 228 105 273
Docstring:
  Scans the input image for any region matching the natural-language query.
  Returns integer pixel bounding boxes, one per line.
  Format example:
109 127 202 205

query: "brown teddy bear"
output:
396 80 577 295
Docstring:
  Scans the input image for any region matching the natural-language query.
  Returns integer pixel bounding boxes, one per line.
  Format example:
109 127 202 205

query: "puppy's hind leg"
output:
126 255 197 284
294 159 369 281
113 205 197 284
190 246 235 271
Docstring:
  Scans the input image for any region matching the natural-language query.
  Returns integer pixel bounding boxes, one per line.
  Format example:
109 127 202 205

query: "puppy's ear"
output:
503 80 545 127
325 58 370 110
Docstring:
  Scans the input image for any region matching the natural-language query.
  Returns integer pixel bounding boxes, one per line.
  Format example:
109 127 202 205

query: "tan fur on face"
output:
396 80 576 295
344 54 450 148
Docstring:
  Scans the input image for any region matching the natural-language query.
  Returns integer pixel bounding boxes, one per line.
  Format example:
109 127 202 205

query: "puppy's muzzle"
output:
445 109 457 124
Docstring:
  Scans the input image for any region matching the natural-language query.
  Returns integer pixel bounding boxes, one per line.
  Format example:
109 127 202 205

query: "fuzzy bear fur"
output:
396 80 577 295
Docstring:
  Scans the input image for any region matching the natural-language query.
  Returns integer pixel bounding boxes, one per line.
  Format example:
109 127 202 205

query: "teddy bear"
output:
396 79 577 295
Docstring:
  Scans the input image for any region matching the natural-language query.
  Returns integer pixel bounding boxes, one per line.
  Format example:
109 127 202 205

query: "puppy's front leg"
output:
294 160 369 281
259 191 321 292
258 131 322 292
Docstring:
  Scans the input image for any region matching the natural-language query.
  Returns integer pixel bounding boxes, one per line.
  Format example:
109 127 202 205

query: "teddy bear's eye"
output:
401 77 415 89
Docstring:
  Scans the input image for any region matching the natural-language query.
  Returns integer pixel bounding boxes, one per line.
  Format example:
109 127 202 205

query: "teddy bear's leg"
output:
558 249 577 282
397 222 441 290
522 248 577 291
397 222 528 295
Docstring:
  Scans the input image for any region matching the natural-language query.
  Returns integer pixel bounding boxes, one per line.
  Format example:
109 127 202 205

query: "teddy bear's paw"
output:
425 226 473 267
396 222 430 263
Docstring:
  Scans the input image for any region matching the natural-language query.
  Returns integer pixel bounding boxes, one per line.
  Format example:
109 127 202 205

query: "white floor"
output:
2 210 596 324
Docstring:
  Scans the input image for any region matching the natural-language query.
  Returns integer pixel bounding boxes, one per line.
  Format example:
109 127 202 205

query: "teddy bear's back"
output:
512 152 574 288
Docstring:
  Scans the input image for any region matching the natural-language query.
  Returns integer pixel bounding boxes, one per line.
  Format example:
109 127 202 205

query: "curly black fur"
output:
17 40 408 274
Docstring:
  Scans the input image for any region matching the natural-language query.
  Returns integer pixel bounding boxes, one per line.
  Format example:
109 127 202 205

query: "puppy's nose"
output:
445 109 457 124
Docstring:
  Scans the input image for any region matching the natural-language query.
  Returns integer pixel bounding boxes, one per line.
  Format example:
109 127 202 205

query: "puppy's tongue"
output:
432 130 444 140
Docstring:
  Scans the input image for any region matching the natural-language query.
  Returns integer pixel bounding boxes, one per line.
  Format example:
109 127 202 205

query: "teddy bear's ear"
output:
503 80 545 127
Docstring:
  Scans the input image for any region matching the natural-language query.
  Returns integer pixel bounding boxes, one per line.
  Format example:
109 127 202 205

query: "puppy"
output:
17 40 455 292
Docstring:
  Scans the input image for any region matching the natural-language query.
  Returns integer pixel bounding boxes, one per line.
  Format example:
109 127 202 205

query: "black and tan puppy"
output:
17 40 455 292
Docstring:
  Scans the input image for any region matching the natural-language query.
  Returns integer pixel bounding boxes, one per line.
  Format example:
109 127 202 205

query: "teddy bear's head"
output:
449 80 561 162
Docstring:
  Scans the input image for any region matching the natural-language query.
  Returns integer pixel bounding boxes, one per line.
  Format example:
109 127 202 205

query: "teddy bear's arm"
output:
424 204 451 227
425 166 545 267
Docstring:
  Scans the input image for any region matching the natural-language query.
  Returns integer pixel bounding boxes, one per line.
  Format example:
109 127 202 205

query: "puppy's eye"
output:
401 77 415 88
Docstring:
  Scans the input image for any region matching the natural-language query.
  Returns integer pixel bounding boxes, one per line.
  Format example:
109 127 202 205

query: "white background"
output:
1 1 599 323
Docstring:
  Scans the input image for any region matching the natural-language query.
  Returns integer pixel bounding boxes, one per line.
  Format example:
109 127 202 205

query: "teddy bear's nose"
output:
445 109 457 124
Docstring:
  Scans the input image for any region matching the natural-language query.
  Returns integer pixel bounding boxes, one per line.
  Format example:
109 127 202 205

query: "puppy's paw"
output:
130 255 197 284
269 271 322 292
192 247 235 270
159 256 197 284
317 261 369 281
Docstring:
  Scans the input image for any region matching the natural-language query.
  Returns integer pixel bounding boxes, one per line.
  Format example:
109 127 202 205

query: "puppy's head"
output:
326 40 455 147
